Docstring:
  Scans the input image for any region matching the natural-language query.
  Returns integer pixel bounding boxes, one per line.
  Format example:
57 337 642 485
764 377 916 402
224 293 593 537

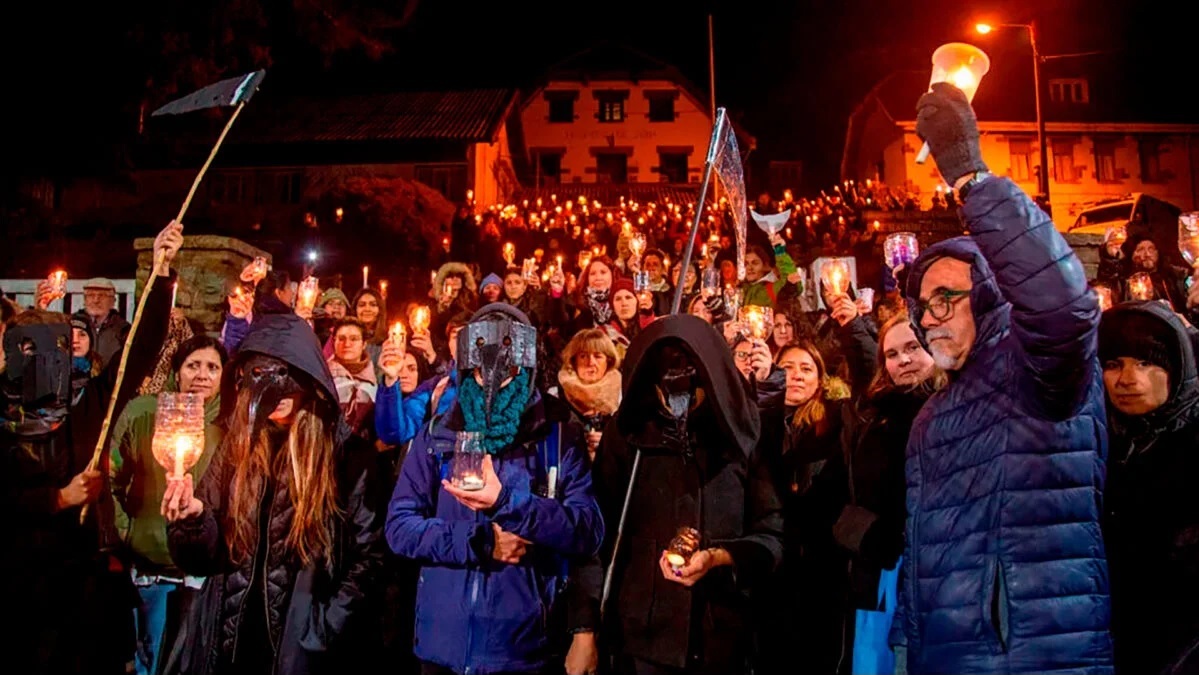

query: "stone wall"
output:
866 210 1103 280
134 235 271 336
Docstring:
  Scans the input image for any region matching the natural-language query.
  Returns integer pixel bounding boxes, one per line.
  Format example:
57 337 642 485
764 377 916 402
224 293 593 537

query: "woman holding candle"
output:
327 318 379 442
162 307 385 675
109 335 228 675
347 287 387 365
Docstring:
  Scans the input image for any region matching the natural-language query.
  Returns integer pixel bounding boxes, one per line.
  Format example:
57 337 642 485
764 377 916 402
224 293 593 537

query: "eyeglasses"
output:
919 289 970 321
733 350 753 361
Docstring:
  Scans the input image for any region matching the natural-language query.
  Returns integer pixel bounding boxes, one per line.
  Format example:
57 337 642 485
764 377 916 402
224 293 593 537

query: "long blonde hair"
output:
864 313 948 401
224 387 342 569
776 341 832 437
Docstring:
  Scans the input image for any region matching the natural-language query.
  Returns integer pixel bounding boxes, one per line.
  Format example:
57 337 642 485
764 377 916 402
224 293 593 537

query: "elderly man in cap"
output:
73 277 130 368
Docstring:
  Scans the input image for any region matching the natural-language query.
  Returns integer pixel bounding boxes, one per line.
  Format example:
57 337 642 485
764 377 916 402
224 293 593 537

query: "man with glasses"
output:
890 83 1113 674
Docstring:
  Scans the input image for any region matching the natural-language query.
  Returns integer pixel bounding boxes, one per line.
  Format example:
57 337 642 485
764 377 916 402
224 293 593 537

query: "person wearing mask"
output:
574 314 784 675
387 303 603 675
162 307 385 675
1098 302 1199 675
892 82 1112 673
109 335 228 675
75 277 131 368
3 221 182 675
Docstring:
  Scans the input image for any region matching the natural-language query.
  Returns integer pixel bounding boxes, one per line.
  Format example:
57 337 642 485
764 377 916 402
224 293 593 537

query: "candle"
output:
389 321 406 350
151 392 205 480
1093 285 1113 312
362 266 369 289
460 474 485 490
49 270 68 301
666 527 701 572
379 280 388 300
411 306 431 333
170 282 178 308
335 207 344 221
296 276 319 315
1127 272 1153 301
173 435 191 478
503 242 516 266
739 306 774 340
822 259 851 296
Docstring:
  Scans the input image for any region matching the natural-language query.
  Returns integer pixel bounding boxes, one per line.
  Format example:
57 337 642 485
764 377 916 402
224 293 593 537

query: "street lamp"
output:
976 21 1049 211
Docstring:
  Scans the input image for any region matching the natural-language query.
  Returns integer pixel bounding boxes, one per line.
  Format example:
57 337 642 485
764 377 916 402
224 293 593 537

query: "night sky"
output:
3 0 1182 190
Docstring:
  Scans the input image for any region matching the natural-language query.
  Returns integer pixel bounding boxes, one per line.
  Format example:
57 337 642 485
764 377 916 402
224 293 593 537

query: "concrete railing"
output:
1 279 138 320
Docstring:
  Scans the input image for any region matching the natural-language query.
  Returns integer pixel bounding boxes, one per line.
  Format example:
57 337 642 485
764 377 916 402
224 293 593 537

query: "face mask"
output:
653 345 699 424
239 354 305 435
458 311 536 419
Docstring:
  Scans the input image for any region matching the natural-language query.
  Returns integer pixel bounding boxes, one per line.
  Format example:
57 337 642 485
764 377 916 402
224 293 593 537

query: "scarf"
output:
557 367 622 417
459 369 532 454
585 287 613 325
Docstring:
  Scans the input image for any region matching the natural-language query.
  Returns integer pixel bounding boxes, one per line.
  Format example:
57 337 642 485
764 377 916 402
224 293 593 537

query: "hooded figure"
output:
895 190 1113 672
576 314 783 675
387 302 604 675
1098 301 1199 675
164 309 385 675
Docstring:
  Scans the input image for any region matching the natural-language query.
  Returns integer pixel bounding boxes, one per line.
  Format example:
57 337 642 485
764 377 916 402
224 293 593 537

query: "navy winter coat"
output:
895 177 1113 674
386 390 604 675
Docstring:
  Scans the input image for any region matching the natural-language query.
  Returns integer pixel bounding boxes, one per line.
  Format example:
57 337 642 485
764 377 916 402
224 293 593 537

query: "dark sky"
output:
4 0 1176 190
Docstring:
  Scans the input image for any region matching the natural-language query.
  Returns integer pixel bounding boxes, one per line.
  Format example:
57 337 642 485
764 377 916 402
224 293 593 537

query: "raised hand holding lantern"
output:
295 276 319 316
503 242 517 267
884 232 920 271
821 258 852 297
151 392 206 480
47 270 68 303
915 42 991 164
410 305 431 334
739 305 774 340
1179 211 1199 270
389 321 407 353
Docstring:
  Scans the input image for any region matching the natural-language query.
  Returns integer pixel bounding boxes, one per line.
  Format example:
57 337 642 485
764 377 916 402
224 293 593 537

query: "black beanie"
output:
1098 309 1178 382
70 315 96 350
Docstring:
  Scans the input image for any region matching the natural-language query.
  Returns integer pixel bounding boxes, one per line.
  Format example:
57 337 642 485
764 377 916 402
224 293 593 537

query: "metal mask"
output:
238 353 305 435
2 322 71 410
457 312 537 416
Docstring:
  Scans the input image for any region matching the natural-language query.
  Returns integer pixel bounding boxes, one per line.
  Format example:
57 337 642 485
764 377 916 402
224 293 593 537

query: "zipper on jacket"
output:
463 506 483 674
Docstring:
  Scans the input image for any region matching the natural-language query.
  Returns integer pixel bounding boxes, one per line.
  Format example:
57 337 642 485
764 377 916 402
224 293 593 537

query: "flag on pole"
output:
707 112 748 280
152 69 266 117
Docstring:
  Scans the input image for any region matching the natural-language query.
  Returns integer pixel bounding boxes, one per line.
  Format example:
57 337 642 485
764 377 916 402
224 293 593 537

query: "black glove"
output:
704 294 729 324
915 82 988 186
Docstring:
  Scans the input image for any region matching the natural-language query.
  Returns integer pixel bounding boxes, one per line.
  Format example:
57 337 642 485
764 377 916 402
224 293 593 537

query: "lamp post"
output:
976 21 1049 211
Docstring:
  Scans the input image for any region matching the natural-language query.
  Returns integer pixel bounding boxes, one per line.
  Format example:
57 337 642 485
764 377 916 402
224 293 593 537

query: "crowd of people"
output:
3 83 1199 675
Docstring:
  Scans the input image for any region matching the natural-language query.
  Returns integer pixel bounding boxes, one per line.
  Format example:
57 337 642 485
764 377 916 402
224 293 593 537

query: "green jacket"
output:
742 242 799 307
109 374 221 575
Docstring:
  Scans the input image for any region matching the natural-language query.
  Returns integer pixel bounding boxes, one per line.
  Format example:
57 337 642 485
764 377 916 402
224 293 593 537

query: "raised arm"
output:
962 177 1098 418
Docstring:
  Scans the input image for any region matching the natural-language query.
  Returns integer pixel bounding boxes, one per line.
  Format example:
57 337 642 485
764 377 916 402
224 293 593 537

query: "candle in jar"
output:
460 473 485 491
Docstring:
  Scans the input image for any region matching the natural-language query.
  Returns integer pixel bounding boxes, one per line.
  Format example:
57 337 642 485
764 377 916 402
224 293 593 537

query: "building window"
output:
536 152 562 186
255 171 303 205
596 91 627 123
210 172 253 204
1093 138 1119 183
1051 139 1077 183
415 164 469 201
549 98 574 123
658 152 688 182
1139 138 1165 183
595 153 628 183
1008 137 1033 182
648 96 676 122
1049 78 1089 104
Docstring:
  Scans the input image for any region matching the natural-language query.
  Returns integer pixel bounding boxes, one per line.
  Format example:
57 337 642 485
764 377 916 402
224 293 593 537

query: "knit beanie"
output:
479 273 503 293
318 287 349 308
70 315 95 349
611 277 636 298
1099 308 1178 384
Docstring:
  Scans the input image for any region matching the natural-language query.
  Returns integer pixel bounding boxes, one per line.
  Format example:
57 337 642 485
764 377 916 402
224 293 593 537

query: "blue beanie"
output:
479 273 503 293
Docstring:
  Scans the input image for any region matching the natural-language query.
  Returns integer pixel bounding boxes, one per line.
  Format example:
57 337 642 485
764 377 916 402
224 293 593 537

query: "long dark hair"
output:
223 386 342 569
170 335 228 374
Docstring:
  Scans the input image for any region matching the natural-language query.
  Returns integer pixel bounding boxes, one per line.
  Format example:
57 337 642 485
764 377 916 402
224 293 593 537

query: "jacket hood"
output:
618 314 760 457
219 309 341 429
1100 301 1199 434
434 262 477 303
905 236 1011 355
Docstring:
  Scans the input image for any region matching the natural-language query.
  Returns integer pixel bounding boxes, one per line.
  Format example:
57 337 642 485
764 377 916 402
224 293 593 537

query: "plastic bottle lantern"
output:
1180 212 1199 268
916 43 991 164
295 276 319 315
1105 225 1128 249
666 527 702 572
822 258 852 297
47 270 68 302
739 306 775 340
151 392 207 479
1093 284 1114 312
389 321 407 353
883 232 920 271
1127 272 1154 301
451 431 486 491
249 257 269 283
410 306 431 334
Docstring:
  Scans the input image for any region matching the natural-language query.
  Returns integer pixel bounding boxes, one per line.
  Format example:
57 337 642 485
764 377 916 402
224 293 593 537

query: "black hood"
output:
219 310 341 430
1100 301 1199 434
618 314 760 458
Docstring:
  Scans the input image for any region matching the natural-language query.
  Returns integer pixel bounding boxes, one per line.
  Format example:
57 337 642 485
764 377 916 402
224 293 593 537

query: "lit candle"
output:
171 282 178 308
503 242 516 266
379 280 388 299
411 306 431 333
823 259 851 296
296 276 320 315
173 435 191 479
1127 272 1153 301
389 321 406 351
460 473 485 490
1094 285 1113 312
362 266 369 289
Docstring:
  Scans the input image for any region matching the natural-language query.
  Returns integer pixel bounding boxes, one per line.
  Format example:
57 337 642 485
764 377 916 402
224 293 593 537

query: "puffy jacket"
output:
387 391 604 675
375 371 457 447
896 177 1113 674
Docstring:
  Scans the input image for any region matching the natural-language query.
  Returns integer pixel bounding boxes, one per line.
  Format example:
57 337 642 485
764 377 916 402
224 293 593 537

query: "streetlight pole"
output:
1027 21 1050 211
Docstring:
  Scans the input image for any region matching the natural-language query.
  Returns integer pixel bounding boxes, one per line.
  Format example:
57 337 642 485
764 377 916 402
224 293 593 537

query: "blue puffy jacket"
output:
376 371 457 446
386 390 604 674
896 177 1113 674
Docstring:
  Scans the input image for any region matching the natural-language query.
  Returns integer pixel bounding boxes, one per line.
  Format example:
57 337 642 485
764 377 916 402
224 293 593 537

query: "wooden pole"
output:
80 103 247 523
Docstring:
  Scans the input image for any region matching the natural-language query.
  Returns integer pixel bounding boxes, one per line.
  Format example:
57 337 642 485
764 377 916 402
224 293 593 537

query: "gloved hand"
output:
915 82 988 186
704 294 729 324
